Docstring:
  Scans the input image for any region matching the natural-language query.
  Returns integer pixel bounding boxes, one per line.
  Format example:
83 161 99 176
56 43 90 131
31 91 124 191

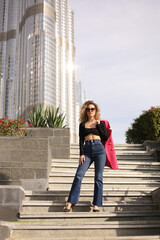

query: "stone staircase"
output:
4 144 160 239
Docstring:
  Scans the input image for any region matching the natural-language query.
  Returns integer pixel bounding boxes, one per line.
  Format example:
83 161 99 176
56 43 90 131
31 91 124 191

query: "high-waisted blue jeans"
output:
68 139 106 206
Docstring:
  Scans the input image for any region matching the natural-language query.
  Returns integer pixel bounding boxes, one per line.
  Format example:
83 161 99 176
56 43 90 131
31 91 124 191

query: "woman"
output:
64 100 109 212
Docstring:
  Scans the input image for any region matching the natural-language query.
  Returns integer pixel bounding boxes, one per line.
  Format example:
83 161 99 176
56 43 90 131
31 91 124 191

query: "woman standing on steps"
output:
64 100 118 212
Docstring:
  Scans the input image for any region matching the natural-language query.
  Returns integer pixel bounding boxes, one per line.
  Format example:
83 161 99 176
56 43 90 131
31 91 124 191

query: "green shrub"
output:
0 117 30 136
27 105 66 128
125 106 160 144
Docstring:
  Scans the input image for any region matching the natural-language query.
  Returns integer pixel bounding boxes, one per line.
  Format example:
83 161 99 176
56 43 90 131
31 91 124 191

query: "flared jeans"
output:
68 139 106 206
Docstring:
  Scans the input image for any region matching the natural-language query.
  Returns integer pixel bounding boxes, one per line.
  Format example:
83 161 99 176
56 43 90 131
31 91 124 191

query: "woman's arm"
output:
79 122 85 155
96 121 109 141
79 123 85 164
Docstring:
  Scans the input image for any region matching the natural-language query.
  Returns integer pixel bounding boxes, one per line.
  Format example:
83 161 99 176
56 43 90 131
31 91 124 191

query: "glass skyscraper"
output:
0 0 76 142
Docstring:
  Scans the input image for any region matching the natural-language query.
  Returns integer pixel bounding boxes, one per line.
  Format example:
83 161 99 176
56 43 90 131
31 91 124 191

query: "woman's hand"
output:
96 120 100 124
79 155 85 165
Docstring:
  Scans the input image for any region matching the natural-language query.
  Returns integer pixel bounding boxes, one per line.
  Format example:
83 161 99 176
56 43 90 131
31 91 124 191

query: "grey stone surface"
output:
49 136 62 145
0 162 23 167
48 129 70 159
50 147 70 159
143 141 160 161
0 168 11 180
37 128 55 137
0 186 25 221
10 150 48 162
0 180 22 186
21 138 48 151
62 136 70 144
0 137 49 190
152 188 160 210
23 162 47 168
21 179 48 191
0 151 11 161
10 168 35 180
28 127 70 137
48 138 52 177
0 224 11 240
0 137 48 150
0 128 70 190
53 128 70 137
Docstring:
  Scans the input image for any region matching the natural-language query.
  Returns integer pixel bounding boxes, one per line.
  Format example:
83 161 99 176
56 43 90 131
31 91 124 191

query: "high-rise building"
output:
55 0 76 142
0 0 76 142
77 80 86 105
75 80 86 143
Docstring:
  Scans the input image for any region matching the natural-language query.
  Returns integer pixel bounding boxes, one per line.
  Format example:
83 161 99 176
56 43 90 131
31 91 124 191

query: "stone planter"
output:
0 128 70 190
143 140 160 162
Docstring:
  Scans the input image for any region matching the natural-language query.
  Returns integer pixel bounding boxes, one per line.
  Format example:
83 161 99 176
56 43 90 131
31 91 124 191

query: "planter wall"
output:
143 140 160 162
0 186 25 221
0 128 70 190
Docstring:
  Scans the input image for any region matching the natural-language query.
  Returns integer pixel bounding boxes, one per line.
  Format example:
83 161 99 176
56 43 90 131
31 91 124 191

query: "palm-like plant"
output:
47 106 66 128
27 105 66 128
27 105 47 127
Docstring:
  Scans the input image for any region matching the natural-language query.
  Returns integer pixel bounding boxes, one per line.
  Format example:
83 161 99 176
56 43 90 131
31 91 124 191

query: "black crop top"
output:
79 121 109 155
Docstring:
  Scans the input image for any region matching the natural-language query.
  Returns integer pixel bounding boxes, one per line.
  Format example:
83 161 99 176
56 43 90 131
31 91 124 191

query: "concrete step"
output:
71 143 144 149
52 160 159 167
48 185 160 191
46 188 159 194
52 158 157 163
21 201 159 213
49 177 160 183
70 149 147 154
5 237 160 240
51 162 160 169
49 173 160 182
9 143 159 239
71 146 146 150
52 159 158 166
7 221 160 238
70 154 155 160
19 211 160 222
24 190 153 202
51 166 160 172
5 236 160 240
48 179 160 188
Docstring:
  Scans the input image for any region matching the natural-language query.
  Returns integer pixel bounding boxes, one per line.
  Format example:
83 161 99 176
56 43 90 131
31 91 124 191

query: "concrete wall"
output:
28 127 70 159
0 128 70 190
0 186 25 221
152 188 160 210
143 140 160 162
0 224 11 240
0 136 49 190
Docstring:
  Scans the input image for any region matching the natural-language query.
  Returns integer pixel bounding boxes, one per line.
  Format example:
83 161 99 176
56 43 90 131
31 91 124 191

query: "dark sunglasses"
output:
86 107 96 112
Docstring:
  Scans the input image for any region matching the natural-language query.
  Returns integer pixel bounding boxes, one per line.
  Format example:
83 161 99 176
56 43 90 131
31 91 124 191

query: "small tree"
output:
125 106 160 144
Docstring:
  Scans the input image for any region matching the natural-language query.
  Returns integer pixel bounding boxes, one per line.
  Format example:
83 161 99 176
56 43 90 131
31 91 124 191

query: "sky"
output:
69 0 160 143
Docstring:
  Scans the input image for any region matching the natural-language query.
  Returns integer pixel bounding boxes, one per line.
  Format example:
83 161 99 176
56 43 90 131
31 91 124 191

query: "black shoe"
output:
64 203 75 212
93 209 100 212
93 206 100 212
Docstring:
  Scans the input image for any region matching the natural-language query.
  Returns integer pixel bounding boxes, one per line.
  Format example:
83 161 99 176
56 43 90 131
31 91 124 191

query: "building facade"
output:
75 80 86 142
0 0 77 142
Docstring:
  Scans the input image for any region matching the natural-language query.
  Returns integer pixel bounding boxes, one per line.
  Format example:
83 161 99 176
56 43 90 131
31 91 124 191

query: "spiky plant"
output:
27 105 47 127
47 106 66 128
27 105 66 128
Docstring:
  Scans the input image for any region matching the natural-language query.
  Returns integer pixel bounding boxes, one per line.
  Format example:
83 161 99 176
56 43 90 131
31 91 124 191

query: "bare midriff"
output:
84 134 101 141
